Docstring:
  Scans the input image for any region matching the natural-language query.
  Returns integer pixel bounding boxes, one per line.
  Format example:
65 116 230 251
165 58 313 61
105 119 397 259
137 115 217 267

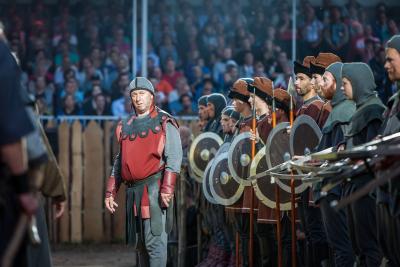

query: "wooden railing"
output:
41 116 198 243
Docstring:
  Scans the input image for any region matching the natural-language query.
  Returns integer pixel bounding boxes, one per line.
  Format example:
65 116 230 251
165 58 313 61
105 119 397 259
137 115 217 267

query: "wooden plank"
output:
70 120 83 243
83 121 104 242
58 121 70 242
45 119 56 129
103 121 113 242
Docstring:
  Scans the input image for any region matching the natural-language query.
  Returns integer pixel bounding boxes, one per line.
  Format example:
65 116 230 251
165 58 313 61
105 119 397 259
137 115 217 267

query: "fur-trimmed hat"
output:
251 77 273 103
228 78 251 103
310 53 342 75
294 56 315 77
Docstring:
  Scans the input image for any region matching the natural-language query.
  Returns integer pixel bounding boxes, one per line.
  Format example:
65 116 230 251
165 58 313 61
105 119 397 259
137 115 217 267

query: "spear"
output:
271 81 283 267
287 75 297 267
249 85 257 267
288 76 295 126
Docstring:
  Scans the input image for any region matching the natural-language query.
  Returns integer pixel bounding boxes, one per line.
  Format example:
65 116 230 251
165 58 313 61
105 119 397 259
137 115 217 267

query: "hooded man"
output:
198 95 209 132
220 106 241 143
205 93 227 137
313 62 356 267
104 77 183 267
341 63 385 267
376 34 400 266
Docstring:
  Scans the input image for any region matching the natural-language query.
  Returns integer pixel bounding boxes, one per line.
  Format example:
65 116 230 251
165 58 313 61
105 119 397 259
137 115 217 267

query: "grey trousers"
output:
137 212 168 267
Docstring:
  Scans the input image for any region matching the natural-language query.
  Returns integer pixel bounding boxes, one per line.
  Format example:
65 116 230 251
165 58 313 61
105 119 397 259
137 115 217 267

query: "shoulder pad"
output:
158 109 179 129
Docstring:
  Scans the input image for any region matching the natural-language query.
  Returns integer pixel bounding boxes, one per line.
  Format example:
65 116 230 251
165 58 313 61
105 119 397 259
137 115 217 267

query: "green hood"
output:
326 62 346 107
342 62 376 107
322 62 356 133
207 93 227 118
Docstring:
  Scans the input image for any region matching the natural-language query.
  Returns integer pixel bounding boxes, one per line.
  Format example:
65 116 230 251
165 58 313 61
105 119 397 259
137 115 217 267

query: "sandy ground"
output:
52 244 137 267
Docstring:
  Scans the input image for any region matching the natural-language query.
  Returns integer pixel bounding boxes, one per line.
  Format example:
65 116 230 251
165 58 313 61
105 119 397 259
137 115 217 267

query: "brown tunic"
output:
297 96 331 205
296 96 330 129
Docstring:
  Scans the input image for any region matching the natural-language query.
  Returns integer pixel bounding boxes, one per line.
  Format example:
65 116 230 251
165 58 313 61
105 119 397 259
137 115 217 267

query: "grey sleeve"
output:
110 151 121 178
164 122 183 173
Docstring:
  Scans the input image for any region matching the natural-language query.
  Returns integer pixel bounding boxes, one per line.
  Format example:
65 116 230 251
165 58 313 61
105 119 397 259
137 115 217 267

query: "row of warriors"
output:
191 34 400 267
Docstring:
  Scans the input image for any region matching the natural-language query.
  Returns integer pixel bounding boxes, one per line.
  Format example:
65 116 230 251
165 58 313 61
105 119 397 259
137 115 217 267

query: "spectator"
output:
300 4 324 57
103 46 121 90
347 22 365 61
222 61 239 93
58 93 82 116
193 78 213 100
54 40 80 67
106 27 130 56
162 58 183 88
388 19 399 37
169 77 191 114
60 78 84 105
31 75 54 112
323 6 349 59
213 47 233 84
277 9 295 56
373 11 390 42
54 56 79 86
85 93 111 116
111 85 130 117
151 67 174 96
78 57 103 93
110 72 131 101
83 84 103 115
238 51 254 78
159 35 179 67
177 94 197 116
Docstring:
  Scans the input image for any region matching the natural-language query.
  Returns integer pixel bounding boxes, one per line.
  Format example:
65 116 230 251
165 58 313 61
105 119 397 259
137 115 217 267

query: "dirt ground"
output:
52 244 136 267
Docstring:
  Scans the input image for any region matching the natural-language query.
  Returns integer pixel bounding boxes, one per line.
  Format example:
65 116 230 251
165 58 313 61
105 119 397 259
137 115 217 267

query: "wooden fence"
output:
43 116 199 243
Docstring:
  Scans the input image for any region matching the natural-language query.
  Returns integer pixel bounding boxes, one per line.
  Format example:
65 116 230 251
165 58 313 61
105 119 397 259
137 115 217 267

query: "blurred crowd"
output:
0 0 399 117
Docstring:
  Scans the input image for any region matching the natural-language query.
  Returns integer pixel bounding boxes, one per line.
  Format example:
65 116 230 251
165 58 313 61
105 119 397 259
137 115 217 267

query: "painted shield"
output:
266 122 292 168
209 150 245 206
289 114 322 157
228 132 262 186
251 147 292 211
189 132 223 182
202 158 218 204
265 122 304 194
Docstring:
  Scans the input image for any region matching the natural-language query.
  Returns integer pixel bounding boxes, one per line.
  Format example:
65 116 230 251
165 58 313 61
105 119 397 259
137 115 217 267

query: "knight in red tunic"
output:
104 77 182 267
